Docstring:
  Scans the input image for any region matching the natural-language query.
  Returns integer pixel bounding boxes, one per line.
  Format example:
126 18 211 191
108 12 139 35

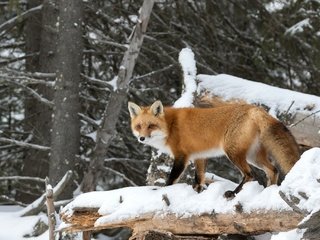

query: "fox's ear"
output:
128 102 141 118
150 100 164 117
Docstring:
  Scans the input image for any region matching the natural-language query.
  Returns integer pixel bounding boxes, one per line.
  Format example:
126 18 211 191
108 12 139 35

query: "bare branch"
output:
20 170 73 217
130 64 176 82
0 41 25 48
0 137 50 151
0 5 42 35
104 167 138 187
290 110 320 128
78 113 99 127
0 176 45 183
5 80 54 107
0 195 27 207
0 53 39 66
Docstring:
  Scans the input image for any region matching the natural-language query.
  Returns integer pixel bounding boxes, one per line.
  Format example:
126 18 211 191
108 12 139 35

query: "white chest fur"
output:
143 130 173 156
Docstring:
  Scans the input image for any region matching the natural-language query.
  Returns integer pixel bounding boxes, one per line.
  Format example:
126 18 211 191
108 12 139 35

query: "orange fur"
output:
128 100 300 198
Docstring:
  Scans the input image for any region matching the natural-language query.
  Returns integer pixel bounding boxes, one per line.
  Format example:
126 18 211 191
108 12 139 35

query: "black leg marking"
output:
224 173 253 199
194 171 200 185
166 157 186 186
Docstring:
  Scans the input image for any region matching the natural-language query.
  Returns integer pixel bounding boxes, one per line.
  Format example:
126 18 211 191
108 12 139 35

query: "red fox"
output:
128 100 300 198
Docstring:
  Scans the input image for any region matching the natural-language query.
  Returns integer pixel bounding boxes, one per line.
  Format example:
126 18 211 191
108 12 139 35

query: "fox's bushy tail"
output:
260 120 300 174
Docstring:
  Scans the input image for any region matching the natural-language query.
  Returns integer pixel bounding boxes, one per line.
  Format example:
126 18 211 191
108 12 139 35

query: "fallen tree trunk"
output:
195 74 320 149
60 208 303 236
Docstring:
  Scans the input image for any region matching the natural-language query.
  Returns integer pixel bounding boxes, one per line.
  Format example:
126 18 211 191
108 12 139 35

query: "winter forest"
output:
0 0 320 239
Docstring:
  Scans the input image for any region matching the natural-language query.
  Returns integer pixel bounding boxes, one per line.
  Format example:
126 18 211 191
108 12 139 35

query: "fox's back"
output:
163 104 265 153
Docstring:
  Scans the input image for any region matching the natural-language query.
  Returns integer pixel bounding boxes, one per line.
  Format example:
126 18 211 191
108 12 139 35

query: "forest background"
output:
0 0 319 233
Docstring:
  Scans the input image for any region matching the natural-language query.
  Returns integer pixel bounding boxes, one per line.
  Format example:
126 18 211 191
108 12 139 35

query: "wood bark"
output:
49 0 83 199
45 180 55 240
19 0 54 203
60 208 303 236
81 0 155 192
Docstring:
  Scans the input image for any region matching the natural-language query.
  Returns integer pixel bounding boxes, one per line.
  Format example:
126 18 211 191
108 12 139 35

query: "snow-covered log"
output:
59 148 320 239
195 74 320 148
60 208 302 236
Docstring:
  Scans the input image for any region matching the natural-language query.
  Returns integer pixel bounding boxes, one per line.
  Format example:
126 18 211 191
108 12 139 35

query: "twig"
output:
0 5 42 35
0 53 39 66
130 64 176 82
279 191 308 215
0 176 45 183
0 41 25 48
19 171 73 217
104 167 138 187
0 76 54 87
78 113 99 127
162 194 170 206
289 110 320 128
0 137 50 151
6 80 54 107
284 101 295 116
0 195 27 207
81 74 113 91
2 67 56 78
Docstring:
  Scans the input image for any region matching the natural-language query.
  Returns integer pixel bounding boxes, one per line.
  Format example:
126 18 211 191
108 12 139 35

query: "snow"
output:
280 148 320 212
0 206 48 240
197 74 320 117
173 48 197 108
270 229 305 240
60 148 320 239
285 18 312 35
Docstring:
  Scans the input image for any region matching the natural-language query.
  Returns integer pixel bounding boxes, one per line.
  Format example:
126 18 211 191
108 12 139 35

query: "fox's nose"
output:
139 136 145 141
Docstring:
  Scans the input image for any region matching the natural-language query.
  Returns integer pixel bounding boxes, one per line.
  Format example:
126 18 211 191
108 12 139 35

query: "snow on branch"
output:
174 47 197 108
0 176 45 183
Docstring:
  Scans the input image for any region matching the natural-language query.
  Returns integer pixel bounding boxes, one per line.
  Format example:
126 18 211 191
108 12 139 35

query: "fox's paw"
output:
224 190 236 200
193 183 207 193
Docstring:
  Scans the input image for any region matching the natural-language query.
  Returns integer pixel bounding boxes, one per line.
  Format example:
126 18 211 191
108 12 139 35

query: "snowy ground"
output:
0 205 48 240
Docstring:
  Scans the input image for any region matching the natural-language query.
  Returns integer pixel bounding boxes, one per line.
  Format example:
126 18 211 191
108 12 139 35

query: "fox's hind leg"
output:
255 146 278 186
224 149 254 199
193 159 207 193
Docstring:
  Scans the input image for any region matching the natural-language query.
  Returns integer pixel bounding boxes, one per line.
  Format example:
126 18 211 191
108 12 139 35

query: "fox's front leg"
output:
193 159 207 193
166 155 188 185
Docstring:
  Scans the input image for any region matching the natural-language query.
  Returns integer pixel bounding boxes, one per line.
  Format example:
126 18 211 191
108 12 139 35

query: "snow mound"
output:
280 148 320 213
197 74 320 117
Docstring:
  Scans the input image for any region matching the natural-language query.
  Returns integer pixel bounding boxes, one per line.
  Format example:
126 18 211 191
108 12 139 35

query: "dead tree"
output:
81 0 155 192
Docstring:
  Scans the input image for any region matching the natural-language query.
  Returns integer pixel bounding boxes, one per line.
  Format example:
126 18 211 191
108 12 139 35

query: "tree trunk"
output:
49 0 83 198
19 0 54 203
81 0 155 192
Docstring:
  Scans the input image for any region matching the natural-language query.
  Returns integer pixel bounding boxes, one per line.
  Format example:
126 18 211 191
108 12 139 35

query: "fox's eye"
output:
148 124 157 129
136 124 141 130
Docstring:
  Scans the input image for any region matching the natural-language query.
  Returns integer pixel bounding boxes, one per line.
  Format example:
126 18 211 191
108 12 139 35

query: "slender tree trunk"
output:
81 0 155 192
19 0 54 203
49 0 83 198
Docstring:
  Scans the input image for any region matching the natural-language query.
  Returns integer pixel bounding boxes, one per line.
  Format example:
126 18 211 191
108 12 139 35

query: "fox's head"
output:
128 100 168 147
